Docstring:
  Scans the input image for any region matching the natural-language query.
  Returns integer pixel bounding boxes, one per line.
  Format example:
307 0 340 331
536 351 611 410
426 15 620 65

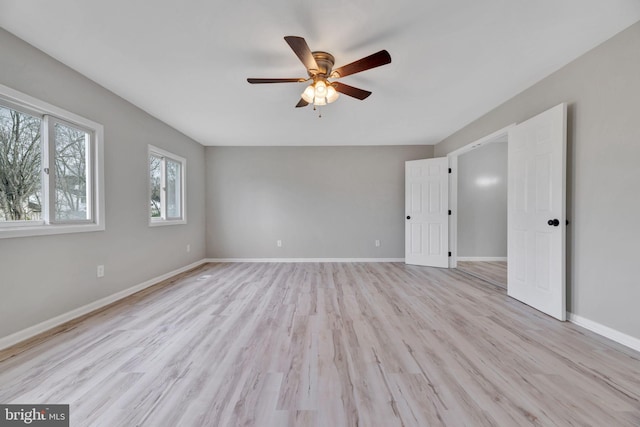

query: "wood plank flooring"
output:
1 262 639 426
457 261 508 289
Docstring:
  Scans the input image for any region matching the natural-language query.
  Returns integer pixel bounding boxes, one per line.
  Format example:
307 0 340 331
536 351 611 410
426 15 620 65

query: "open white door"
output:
508 103 566 320
405 158 449 267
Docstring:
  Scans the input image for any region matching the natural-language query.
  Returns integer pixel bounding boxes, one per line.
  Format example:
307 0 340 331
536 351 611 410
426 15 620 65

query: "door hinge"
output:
448 168 452 173
448 210 451 215
448 252 452 257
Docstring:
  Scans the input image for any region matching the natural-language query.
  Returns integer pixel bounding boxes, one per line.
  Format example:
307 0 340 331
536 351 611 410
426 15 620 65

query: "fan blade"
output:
330 50 391 78
295 99 309 108
247 78 306 84
332 82 372 100
284 36 319 73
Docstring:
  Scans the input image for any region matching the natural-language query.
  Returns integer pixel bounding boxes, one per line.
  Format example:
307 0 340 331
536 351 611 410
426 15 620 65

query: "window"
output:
50 117 93 222
149 145 186 225
0 84 104 239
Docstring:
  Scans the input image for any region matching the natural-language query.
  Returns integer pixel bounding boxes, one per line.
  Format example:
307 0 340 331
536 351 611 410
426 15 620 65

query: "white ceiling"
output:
1 1 639 146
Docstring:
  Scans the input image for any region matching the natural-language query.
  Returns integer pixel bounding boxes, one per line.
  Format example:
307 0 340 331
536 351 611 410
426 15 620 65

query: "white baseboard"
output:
568 312 640 353
457 257 508 262
0 259 208 352
205 258 405 263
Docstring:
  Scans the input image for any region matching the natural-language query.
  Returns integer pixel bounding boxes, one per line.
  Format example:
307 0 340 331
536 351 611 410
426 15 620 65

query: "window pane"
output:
166 159 181 218
0 104 42 221
149 155 162 218
54 122 90 221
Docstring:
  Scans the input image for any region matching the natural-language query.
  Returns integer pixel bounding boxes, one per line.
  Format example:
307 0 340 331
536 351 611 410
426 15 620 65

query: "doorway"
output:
446 104 567 322
448 126 512 288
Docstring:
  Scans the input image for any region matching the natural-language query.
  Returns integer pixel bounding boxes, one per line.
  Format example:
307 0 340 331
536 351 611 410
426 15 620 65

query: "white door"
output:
508 103 567 320
405 158 449 267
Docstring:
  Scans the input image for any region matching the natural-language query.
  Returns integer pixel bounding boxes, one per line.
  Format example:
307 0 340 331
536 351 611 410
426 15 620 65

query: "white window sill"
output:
0 223 105 239
149 219 187 227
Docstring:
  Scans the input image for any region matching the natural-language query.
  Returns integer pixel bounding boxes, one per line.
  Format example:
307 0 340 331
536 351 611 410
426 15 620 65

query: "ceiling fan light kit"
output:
247 36 391 110
301 78 339 105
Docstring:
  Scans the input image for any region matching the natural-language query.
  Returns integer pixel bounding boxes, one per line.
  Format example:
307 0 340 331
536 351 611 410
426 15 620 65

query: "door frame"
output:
447 124 515 269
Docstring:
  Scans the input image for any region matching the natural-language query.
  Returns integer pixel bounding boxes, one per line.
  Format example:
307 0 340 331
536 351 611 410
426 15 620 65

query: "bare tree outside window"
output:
166 159 181 218
148 146 185 224
0 105 42 221
0 86 104 239
150 155 162 217
54 122 89 220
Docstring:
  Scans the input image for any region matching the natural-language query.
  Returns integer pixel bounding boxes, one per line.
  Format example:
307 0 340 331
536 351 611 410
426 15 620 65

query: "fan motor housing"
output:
310 51 335 77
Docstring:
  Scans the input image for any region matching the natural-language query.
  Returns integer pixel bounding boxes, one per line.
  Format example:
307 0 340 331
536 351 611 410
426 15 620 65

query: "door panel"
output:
405 158 449 267
508 103 566 320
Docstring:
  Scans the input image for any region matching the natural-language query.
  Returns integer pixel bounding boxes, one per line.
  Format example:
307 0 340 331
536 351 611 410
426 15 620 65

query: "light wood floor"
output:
457 261 508 289
1 262 639 426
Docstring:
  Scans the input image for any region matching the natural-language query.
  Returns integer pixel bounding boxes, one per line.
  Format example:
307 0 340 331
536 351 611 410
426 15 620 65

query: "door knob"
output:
547 219 560 227
406 216 411 220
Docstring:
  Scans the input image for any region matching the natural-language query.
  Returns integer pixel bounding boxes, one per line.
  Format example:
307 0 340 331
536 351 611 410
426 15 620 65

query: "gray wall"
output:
457 141 507 258
435 22 640 340
206 145 433 259
0 28 206 340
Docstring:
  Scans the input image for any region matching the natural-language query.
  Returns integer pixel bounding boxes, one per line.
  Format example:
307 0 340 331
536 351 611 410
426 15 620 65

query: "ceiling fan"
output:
247 36 391 108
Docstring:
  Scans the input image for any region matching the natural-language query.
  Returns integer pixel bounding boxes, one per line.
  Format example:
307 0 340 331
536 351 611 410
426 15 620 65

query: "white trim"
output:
447 125 515 157
448 155 458 268
447 124 515 268
0 83 105 239
457 257 508 262
0 83 103 129
148 145 187 226
0 222 105 239
0 259 207 351
149 219 187 227
568 312 640 353
206 258 405 263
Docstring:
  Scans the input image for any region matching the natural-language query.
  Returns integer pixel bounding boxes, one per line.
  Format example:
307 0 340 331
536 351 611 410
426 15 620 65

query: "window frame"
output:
45 115 96 225
0 84 105 239
148 145 186 226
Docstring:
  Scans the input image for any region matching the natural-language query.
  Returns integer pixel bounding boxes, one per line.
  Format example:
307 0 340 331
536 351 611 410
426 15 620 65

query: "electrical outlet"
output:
97 265 105 278
276 240 282 247
186 244 191 253
375 240 381 247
